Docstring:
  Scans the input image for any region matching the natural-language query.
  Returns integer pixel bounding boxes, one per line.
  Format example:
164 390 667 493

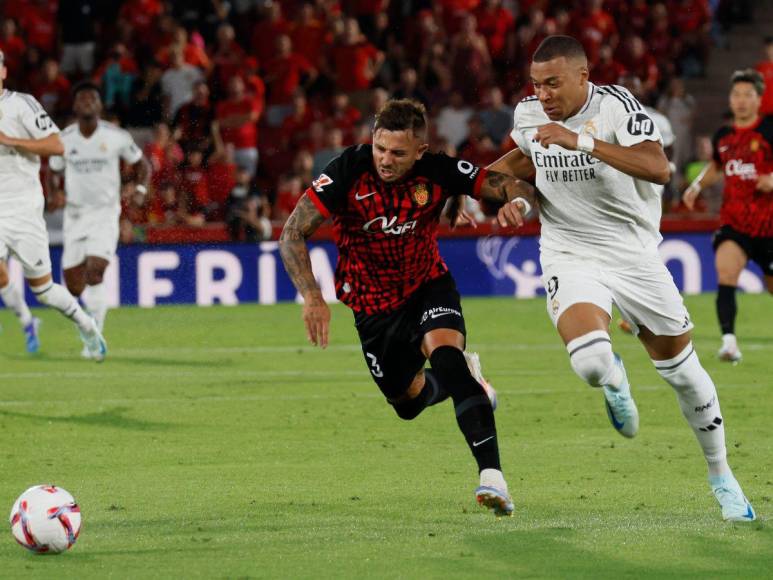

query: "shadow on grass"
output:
0 406 171 431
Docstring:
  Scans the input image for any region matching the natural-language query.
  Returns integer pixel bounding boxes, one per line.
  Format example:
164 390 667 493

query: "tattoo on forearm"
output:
279 196 327 296
480 170 537 206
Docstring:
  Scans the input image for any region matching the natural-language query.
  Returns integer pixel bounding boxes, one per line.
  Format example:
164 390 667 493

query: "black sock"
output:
717 285 737 335
423 369 451 406
429 346 501 472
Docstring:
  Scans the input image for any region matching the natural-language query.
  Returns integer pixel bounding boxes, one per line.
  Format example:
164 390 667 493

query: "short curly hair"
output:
373 99 427 137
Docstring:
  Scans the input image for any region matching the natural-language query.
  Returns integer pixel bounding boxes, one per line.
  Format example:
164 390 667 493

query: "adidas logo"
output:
699 416 723 432
69 148 78 155
35 259 43 266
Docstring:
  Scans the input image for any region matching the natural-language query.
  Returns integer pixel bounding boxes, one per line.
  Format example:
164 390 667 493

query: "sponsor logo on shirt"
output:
725 159 757 180
312 173 333 192
362 216 417 236
420 306 461 325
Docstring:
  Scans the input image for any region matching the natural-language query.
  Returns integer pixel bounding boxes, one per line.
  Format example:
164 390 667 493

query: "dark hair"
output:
373 99 427 137
532 35 587 63
72 81 101 98
731 69 765 96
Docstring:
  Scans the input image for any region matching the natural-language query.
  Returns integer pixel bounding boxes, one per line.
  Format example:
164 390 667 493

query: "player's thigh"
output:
715 240 748 285
9 213 52 280
62 211 88 271
85 256 110 285
610 255 693 338
355 310 425 402
541 260 613 343
414 273 467 357
63 264 88 296
83 212 119 266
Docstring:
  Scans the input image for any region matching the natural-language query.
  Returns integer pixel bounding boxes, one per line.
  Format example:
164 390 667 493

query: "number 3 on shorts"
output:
366 352 384 378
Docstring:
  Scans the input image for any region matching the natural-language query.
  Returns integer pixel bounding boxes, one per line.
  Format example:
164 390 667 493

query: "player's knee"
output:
390 396 425 421
567 331 616 387
429 345 479 400
29 282 54 305
85 269 104 286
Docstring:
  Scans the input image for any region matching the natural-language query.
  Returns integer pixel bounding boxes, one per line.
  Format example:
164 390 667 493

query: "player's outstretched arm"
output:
478 170 536 228
0 131 64 157
683 160 722 210
279 194 331 349
535 123 670 184
487 147 536 181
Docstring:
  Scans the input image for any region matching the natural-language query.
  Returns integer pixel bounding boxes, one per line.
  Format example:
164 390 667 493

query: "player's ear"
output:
415 142 429 159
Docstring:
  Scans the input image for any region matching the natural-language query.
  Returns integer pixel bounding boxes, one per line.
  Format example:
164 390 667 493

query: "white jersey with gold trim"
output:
0 89 59 217
49 120 142 211
510 83 664 264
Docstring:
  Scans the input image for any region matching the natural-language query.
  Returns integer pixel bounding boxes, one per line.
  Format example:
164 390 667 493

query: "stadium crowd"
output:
0 0 768 242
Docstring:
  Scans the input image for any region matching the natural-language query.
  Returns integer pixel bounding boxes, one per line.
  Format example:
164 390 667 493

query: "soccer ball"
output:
9 485 81 554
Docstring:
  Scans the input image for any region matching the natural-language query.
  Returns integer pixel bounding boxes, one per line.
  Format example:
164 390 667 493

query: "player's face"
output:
530 57 589 121
74 89 102 119
729 82 761 122
372 128 428 182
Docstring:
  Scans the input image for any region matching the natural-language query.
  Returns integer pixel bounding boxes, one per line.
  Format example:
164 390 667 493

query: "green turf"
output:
0 294 770 579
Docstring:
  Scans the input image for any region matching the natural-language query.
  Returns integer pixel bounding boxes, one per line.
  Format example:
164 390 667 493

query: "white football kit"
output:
49 121 142 268
0 89 59 278
510 83 692 336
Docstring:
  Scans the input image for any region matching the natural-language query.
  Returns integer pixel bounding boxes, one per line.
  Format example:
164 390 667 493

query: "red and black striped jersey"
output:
712 115 773 237
306 144 487 314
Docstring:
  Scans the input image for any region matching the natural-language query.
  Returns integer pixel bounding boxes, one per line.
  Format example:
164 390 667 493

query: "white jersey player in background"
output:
0 49 106 360
48 82 149 352
493 36 755 522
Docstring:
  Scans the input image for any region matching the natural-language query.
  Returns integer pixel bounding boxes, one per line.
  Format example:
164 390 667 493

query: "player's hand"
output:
0 130 14 146
757 173 773 193
682 183 701 210
535 123 579 150
302 292 331 349
452 209 478 229
496 198 526 228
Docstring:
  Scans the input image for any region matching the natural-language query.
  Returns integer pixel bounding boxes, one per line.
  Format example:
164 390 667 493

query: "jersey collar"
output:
565 82 595 122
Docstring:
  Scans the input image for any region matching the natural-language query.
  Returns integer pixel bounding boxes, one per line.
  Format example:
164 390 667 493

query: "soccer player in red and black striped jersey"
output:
683 69 773 363
279 99 535 516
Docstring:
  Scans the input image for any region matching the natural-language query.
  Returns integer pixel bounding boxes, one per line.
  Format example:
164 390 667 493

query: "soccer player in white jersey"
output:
48 82 149 351
0 50 106 360
493 36 755 522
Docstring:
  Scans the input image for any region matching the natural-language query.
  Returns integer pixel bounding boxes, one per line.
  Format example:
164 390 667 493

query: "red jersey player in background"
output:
683 70 773 362
279 99 534 516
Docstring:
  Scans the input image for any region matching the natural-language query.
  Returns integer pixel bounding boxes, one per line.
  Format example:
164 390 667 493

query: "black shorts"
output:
354 273 467 400
712 225 773 276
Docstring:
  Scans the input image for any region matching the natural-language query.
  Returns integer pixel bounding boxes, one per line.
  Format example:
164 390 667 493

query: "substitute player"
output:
494 36 755 521
279 99 534 516
48 82 149 351
683 69 773 363
0 50 106 360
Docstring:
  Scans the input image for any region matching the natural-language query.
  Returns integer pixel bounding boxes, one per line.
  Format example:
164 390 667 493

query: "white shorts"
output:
541 252 694 337
62 207 120 269
0 209 52 279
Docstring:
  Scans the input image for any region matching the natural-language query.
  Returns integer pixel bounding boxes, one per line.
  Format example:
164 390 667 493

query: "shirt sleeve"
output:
48 155 65 172
509 103 531 156
710 128 724 165
17 94 60 139
119 130 143 164
305 145 361 217
420 153 488 199
603 86 663 147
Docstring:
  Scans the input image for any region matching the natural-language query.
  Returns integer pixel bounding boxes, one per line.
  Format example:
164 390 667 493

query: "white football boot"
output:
710 474 756 522
475 468 514 517
464 351 497 410
718 334 742 364
79 317 107 362
602 354 639 438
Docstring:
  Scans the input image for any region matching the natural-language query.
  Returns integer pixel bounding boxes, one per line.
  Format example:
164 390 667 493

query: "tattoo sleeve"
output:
279 195 328 297
479 170 536 206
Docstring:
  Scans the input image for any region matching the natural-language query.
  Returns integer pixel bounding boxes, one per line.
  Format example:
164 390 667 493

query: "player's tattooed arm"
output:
479 170 536 206
279 194 331 348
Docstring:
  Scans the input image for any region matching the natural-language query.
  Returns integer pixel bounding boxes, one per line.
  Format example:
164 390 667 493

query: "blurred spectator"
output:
449 14 491 103
572 0 618 66
474 0 516 66
592 44 626 86
312 128 346 177
207 142 238 222
148 182 181 225
179 145 211 225
57 0 102 77
144 123 184 192
18 0 57 56
174 80 215 153
0 19 26 78
279 92 317 150
161 47 205 120
215 76 262 178
30 58 71 121
478 86 512 147
264 35 317 127
328 91 362 144
362 87 389 130
210 23 245 98
756 37 773 116
156 25 212 74
620 37 659 99
329 18 384 109
93 43 139 111
290 2 332 69
672 0 711 77
126 61 164 127
436 91 474 148
419 40 453 104
682 135 720 212
227 168 271 241
457 116 499 167
274 172 305 222
250 1 291 67
658 78 696 184
119 0 165 43
392 68 429 107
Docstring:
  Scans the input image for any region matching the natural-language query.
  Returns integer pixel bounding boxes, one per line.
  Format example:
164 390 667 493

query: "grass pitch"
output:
0 294 771 579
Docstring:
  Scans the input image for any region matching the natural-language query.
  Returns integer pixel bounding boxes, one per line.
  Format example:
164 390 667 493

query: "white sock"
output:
653 343 731 477
0 281 33 326
82 283 108 332
567 330 625 389
30 281 95 333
